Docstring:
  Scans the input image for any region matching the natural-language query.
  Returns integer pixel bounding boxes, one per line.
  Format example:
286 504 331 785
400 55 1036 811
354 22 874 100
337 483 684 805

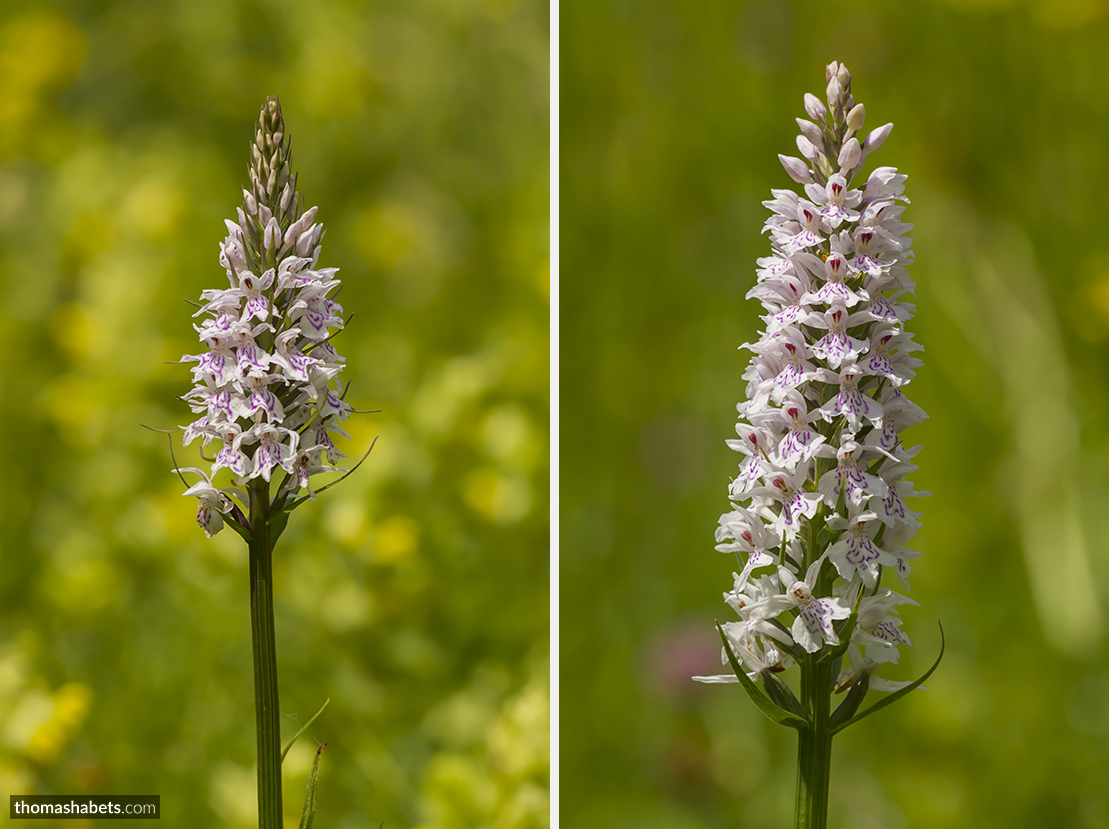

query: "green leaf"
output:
760 669 806 720
224 517 254 544
829 673 870 730
716 623 809 731
830 622 945 735
298 743 325 829
282 698 330 763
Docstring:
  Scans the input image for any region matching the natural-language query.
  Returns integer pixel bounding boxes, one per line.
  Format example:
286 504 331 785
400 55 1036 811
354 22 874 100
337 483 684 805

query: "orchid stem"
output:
249 480 283 827
794 652 834 829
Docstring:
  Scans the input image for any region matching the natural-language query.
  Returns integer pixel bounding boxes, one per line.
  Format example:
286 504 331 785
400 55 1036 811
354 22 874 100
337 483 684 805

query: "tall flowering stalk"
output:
172 96 367 828
694 63 942 829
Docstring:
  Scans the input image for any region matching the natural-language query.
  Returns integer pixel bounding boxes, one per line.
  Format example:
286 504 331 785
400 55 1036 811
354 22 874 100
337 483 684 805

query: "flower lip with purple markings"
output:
696 61 930 698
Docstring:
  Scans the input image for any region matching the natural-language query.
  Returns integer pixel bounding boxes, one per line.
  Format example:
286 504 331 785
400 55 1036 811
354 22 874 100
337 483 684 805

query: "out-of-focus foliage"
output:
562 1 1109 827
0 1 548 827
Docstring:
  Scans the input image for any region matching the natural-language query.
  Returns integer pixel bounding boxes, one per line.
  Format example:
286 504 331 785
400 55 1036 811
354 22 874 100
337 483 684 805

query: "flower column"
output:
694 63 941 829
177 96 355 828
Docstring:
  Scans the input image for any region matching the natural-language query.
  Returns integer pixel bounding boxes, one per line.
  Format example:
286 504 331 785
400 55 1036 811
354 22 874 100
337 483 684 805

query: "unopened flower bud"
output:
847 103 865 131
838 137 861 171
796 118 824 148
796 135 819 161
804 93 827 121
863 122 894 153
778 154 811 183
284 205 319 247
264 216 282 249
296 225 321 256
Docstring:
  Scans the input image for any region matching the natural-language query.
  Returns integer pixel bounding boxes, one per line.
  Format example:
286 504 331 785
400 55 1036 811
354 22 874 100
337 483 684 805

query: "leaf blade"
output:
282 698 330 764
297 743 326 829
716 623 810 731
830 622 945 736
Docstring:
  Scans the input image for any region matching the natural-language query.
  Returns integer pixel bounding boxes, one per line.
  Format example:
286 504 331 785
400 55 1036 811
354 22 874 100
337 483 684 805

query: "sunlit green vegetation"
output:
0 2 548 826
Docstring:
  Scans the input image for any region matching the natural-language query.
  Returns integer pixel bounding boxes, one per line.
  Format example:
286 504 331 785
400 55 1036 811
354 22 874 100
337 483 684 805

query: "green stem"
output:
249 480 283 828
794 653 834 829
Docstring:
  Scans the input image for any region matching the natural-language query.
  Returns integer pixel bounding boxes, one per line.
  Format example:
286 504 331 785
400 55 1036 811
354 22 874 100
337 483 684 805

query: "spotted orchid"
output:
175 97 358 536
165 96 374 829
695 63 942 829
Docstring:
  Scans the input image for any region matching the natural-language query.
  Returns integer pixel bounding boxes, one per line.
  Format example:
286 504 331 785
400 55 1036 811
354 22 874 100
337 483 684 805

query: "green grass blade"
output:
282 698 330 763
297 742 326 829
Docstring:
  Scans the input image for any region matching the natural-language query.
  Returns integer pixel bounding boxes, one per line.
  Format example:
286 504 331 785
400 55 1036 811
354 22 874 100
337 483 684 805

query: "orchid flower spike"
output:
695 66 939 781
177 96 353 526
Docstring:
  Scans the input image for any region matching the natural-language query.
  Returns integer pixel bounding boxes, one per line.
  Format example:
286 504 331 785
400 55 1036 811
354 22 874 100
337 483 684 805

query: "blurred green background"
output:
0 1 548 827
562 0 1109 827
